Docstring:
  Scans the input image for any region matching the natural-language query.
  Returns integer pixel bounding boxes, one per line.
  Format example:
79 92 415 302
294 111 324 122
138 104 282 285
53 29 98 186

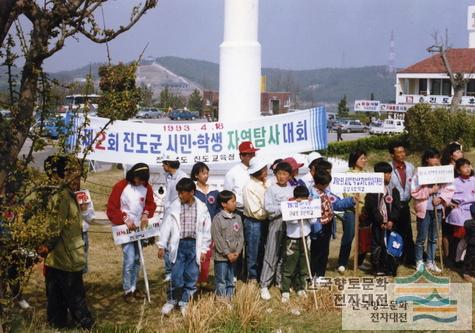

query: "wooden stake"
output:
434 209 444 271
137 240 151 303
300 219 318 310
353 200 360 273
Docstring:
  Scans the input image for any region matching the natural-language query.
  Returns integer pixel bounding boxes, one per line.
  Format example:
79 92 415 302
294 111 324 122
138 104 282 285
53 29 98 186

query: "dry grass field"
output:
12 151 475 332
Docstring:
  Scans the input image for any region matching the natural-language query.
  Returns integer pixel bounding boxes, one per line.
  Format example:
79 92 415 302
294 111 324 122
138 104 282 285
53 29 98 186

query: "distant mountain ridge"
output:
0 56 397 105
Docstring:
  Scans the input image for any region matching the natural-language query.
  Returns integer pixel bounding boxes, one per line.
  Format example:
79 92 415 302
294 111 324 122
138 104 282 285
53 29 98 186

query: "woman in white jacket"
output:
157 178 211 316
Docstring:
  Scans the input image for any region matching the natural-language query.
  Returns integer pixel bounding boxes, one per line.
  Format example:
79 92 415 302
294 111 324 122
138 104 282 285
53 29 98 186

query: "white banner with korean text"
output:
281 199 322 221
68 107 327 165
417 165 454 185
331 173 385 193
112 222 161 245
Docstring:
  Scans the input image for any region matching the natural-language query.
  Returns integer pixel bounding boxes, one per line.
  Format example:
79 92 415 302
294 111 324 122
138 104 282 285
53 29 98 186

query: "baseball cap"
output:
283 157 304 172
162 152 179 162
248 156 268 174
238 141 259 154
307 152 322 166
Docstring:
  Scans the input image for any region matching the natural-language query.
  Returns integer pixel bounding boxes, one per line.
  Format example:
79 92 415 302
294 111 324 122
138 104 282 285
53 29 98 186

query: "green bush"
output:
322 134 409 155
405 104 475 150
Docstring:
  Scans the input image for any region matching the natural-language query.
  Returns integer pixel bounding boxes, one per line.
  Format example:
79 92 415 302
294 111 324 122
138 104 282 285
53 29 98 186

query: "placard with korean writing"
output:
331 173 385 193
67 107 327 165
354 100 381 112
281 199 321 221
112 221 160 245
417 165 454 185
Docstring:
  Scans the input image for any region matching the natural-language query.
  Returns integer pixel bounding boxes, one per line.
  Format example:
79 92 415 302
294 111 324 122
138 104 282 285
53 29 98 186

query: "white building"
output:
395 49 475 109
395 6 475 109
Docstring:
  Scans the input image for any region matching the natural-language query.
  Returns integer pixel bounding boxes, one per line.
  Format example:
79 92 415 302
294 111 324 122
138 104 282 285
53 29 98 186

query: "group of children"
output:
105 140 475 317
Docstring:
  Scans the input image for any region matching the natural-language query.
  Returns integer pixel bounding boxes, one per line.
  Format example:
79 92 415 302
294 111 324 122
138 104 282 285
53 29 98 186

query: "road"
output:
22 118 369 171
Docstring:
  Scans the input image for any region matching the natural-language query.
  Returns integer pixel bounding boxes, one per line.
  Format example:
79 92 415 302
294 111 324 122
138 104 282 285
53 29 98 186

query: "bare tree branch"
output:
77 0 157 44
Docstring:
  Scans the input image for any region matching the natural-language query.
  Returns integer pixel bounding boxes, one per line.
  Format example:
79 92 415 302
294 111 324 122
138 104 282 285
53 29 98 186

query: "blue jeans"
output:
244 217 268 281
214 261 235 298
168 239 199 306
164 250 172 276
416 210 442 263
122 241 140 293
338 211 355 267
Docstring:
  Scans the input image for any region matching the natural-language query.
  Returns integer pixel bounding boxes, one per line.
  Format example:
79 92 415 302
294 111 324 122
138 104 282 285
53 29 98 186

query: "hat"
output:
471 203 475 217
283 157 304 172
307 152 322 165
162 152 179 162
239 141 259 154
248 157 268 175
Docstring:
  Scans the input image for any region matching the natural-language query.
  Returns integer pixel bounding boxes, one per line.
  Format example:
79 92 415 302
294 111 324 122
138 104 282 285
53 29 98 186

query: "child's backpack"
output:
385 231 404 258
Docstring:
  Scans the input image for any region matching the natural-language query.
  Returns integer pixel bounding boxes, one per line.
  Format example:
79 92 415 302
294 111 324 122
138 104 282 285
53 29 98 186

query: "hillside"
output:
155 57 396 104
0 56 397 104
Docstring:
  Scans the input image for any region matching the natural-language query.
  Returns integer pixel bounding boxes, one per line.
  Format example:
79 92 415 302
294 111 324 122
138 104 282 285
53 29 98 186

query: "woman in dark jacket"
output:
365 162 401 276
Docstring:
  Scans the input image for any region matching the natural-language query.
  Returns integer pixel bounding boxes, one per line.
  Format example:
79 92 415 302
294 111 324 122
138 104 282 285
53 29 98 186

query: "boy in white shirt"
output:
280 185 314 303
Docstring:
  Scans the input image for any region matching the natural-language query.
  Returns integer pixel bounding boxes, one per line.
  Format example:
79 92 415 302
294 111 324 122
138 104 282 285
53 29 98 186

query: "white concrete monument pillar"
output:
219 0 261 122
468 6 475 48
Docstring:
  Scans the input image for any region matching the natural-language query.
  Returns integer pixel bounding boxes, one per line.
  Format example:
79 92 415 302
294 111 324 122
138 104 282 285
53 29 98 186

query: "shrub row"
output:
321 104 475 155
322 133 408 156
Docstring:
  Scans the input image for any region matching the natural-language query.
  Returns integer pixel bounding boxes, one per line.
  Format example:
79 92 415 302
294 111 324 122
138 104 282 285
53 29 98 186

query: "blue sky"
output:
43 0 475 72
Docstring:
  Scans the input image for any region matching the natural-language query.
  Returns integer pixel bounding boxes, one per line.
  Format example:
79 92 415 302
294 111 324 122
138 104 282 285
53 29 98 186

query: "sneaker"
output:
416 261 425 272
161 302 175 315
180 304 188 316
463 273 475 282
260 287 271 301
358 262 372 271
17 299 31 310
297 290 307 298
337 266 346 274
281 292 290 303
124 292 135 304
164 274 171 282
426 262 442 274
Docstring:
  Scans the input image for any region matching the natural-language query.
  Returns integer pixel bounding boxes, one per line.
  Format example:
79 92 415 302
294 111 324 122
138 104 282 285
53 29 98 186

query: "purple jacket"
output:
446 176 475 226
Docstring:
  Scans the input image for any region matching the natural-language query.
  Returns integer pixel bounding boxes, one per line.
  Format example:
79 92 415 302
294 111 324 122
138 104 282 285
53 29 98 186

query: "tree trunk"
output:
450 85 464 113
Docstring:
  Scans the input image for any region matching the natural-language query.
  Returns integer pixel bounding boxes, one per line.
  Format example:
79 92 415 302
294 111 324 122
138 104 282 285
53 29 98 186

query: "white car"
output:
369 119 405 135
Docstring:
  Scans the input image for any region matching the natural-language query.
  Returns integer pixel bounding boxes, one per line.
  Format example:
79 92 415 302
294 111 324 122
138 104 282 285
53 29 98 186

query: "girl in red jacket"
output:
107 163 156 303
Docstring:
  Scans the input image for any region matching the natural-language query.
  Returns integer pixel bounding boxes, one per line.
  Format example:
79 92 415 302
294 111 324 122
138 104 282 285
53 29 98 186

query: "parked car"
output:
169 109 196 120
33 113 68 139
330 120 345 132
339 120 367 133
369 119 405 135
136 107 164 119
0 109 11 120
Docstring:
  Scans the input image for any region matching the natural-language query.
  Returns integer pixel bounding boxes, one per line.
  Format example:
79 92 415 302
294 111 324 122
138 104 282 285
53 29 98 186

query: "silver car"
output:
136 107 164 119
340 120 367 133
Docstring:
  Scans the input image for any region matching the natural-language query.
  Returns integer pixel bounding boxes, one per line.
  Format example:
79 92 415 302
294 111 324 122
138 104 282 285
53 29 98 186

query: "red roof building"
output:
396 48 475 108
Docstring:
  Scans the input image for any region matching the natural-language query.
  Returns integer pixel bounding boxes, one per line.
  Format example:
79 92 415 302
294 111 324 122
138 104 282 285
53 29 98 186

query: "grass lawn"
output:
15 150 475 332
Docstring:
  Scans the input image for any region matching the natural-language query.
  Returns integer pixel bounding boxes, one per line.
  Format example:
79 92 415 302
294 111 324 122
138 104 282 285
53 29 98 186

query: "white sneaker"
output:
297 290 307 298
260 287 271 301
17 299 31 310
164 274 171 282
180 304 188 316
161 302 175 315
426 262 442 273
416 261 425 272
337 266 346 274
281 292 290 303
